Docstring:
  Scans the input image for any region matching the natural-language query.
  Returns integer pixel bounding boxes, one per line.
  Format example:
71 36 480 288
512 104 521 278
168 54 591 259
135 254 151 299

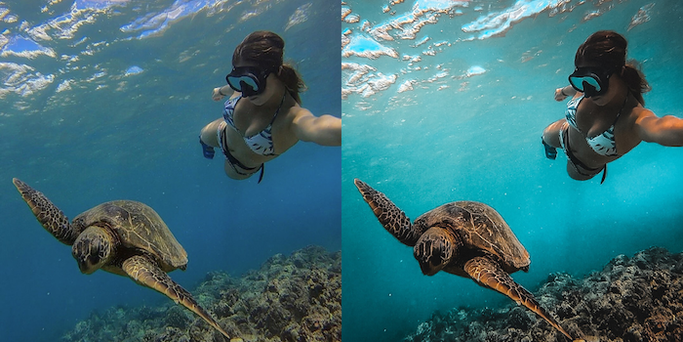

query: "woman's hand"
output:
212 87 224 101
212 86 233 101
554 88 568 102
554 86 576 102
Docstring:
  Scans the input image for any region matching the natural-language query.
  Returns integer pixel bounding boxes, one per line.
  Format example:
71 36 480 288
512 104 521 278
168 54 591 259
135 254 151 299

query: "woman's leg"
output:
200 118 223 147
542 118 567 148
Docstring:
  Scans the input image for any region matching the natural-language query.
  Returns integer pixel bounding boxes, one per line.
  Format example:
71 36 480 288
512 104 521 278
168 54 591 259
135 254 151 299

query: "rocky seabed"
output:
62 246 341 342
406 247 683 342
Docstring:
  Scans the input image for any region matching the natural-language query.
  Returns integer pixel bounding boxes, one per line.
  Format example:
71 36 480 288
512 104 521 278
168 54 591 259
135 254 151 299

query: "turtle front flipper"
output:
353 179 421 246
13 178 79 245
463 256 580 341
122 255 237 341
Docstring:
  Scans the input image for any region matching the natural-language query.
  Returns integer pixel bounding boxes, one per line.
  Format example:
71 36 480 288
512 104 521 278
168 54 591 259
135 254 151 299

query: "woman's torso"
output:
223 94 300 168
566 94 642 168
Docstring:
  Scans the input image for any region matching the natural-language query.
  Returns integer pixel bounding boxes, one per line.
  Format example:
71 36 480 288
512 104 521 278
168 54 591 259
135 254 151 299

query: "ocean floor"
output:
405 247 683 342
61 246 341 342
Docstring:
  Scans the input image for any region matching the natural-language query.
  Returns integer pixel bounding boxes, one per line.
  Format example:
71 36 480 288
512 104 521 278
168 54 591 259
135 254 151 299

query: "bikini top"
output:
223 95 284 156
565 95 621 157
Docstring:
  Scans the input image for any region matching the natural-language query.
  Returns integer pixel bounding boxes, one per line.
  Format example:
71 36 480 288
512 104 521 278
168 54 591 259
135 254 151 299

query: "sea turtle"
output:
354 179 585 342
13 178 241 341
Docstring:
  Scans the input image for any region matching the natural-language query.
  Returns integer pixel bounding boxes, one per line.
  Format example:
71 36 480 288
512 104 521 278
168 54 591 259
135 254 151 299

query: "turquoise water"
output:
4 0 683 341
342 0 683 341
0 1 340 341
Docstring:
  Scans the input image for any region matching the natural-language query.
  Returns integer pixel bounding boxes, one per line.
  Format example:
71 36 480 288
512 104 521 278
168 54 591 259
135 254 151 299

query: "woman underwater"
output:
542 30 683 183
199 31 341 182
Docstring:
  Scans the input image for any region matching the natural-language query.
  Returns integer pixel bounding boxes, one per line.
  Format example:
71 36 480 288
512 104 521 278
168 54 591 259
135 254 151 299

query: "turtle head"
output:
413 227 460 276
72 226 116 274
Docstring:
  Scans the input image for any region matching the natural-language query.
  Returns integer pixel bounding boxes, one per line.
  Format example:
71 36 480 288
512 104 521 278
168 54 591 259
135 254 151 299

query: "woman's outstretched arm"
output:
636 109 683 146
291 108 342 146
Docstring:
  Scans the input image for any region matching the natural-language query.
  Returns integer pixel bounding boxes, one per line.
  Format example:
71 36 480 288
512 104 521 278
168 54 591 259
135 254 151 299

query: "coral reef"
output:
61 245 341 342
405 247 683 342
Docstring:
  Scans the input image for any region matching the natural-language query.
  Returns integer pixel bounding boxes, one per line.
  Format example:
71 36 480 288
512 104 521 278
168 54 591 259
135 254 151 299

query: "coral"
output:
404 247 683 342
61 246 341 342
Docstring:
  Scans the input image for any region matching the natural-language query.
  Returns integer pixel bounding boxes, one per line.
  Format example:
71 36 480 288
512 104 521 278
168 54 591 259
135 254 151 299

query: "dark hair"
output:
575 30 650 105
232 31 306 104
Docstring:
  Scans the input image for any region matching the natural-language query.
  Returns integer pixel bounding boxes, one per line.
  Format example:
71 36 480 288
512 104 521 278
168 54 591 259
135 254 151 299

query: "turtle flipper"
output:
463 256 578 341
353 179 421 246
122 255 235 341
13 178 79 245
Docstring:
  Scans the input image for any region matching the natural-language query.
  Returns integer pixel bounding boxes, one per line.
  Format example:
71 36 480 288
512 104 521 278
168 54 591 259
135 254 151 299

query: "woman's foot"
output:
542 138 557 160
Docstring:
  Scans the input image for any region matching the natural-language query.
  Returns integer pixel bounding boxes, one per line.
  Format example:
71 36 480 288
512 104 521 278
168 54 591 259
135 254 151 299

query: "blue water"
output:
342 0 683 341
0 1 340 341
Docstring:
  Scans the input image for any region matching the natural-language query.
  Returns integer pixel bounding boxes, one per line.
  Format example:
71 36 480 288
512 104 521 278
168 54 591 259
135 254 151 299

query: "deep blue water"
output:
342 0 683 341
0 1 340 341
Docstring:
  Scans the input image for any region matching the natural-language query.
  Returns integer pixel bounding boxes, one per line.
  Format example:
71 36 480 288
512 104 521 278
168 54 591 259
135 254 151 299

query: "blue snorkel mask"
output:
568 66 618 98
225 66 273 97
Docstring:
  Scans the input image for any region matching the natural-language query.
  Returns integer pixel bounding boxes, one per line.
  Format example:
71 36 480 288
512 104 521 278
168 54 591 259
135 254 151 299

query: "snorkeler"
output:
542 30 683 183
199 31 341 182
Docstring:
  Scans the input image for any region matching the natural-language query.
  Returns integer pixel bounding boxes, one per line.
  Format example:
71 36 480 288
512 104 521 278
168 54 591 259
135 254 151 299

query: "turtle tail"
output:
13 178 79 245
353 179 420 246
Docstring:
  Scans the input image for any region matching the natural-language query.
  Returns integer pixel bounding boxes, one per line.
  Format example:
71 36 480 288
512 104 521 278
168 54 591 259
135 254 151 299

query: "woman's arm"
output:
212 85 234 101
291 109 341 146
636 110 683 146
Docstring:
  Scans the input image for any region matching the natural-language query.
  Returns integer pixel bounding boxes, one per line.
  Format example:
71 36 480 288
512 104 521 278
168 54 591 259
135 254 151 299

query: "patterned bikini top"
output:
222 94 285 156
565 95 621 157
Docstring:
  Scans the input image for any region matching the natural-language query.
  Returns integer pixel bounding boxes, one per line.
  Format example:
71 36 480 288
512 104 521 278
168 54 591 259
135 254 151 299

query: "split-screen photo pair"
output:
2 1 683 341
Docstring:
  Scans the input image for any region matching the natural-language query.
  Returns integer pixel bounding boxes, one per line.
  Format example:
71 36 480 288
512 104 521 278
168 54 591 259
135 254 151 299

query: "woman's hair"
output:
575 30 650 105
232 31 306 104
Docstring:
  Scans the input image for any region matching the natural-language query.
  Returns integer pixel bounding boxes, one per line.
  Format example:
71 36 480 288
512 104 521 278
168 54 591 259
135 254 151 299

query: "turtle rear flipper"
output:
13 178 79 245
354 179 421 246
122 255 236 341
463 256 579 341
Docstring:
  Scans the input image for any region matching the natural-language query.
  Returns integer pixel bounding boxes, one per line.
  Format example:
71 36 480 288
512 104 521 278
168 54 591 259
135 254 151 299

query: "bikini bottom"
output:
559 123 607 184
219 125 264 183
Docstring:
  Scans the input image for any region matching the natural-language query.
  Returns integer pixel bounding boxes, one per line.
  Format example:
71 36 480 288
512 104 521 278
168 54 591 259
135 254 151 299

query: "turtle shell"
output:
413 201 530 271
72 200 188 271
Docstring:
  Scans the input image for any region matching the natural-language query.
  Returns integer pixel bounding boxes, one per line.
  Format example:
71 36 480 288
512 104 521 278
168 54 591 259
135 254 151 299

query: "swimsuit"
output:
215 93 286 183
222 94 285 156
217 121 265 183
565 95 621 157
559 121 607 184
546 92 630 184
558 95 615 184
559 93 630 183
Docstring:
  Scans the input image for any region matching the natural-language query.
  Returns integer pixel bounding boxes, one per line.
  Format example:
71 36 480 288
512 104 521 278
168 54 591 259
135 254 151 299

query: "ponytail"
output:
622 60 650 105
278 64 306 104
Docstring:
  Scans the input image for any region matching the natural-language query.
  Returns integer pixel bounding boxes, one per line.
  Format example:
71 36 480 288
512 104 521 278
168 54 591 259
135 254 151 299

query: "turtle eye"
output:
86 250 102 268
429 254 441 268
71 226 112 274
72 239 101 274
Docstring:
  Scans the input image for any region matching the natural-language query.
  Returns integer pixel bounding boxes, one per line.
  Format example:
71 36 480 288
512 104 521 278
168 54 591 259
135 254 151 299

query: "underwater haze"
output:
0 0 340 341
342 0 683 341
